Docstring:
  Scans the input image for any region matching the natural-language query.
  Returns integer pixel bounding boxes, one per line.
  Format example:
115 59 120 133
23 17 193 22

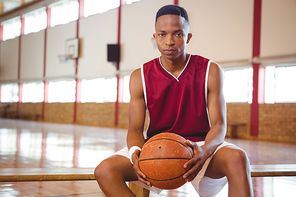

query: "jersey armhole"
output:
140 64 149 139
141 64 148 107
205 60 211 106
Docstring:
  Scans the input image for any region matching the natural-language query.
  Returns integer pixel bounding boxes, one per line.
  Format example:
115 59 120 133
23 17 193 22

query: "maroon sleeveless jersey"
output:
141 54 211 142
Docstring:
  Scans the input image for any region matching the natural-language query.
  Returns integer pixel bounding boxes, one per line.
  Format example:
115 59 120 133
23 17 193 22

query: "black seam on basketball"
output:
145 169 190 182
145 138 193 156
139 157 190 162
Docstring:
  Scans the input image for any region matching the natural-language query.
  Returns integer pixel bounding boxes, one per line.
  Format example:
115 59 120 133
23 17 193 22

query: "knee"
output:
94 160 113 183
225 148 250 173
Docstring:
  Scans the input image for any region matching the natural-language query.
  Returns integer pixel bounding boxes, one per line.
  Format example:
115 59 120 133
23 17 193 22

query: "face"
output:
153 15 192 61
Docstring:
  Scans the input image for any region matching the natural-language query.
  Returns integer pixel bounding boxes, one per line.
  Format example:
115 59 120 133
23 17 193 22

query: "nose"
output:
165 35 175 46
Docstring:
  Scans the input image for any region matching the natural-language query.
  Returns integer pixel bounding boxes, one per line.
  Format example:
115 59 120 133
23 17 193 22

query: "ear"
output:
186 33 192 44
153 33 156 39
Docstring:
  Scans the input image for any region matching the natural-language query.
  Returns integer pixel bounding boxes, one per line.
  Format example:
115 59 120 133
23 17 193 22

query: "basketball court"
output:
0 119 295 197
0 0 296 196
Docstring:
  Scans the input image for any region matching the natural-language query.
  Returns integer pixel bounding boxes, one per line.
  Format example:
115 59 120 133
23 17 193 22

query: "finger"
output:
134 149 141 156
183 160 202 180
137 175 152 187
186 140 195 148
185 164 202 182
135 167 146 179
133 161 146 179
184 154 198 168
132 155 152 187
135 169 151 187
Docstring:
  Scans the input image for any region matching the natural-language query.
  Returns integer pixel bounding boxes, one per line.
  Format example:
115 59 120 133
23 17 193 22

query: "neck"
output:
160 53 190 77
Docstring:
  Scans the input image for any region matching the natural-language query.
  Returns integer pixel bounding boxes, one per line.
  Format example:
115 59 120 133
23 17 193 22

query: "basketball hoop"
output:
58 55 73 63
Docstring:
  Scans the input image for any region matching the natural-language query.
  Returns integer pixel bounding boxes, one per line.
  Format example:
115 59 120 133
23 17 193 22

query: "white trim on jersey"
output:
141 64 147 106
158 54 192 82
205 60 212 126
205 60 211 105
141 64 150 139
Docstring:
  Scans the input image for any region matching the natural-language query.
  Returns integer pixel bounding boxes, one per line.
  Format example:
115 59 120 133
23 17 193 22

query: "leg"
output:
204 145 254 197
94 155 138 197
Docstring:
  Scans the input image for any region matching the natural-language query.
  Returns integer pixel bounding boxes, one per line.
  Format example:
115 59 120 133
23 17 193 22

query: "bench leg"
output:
230 125 238 138
128 182 150 197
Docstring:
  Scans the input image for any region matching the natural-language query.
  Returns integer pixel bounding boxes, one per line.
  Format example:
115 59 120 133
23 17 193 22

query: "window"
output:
84 0 119 17
223 68 253 103
2 1 20 13
123 76 130 103
22 82 44 103
2 16 21 41
50 0 78 27
265 65 296 103
126 0 143 4
48 80 76 103
81 78 117 103
0 83 19 102
24 7 47 35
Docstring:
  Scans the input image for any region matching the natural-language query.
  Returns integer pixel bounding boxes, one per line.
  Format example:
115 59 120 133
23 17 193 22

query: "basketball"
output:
138 132 193 189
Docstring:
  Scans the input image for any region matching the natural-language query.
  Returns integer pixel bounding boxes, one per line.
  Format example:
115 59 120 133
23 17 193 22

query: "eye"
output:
176 33 183 37
158 33 165 37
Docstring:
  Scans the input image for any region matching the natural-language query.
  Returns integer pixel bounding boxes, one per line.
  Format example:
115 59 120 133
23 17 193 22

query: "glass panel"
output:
275 66 296 103
48 80 76 103
126 0 142 5
2 16 21 41
265 65 296 103
22 82 44 103
84 0 119 17
81 77 117 103
50 0 78 27
0 83 19 103
264 66 276 104
24 7 47 35
123 75 130 103
223 68 253 103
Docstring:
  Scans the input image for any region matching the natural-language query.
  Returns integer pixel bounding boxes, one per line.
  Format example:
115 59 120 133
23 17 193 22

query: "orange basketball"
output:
138 132 193 189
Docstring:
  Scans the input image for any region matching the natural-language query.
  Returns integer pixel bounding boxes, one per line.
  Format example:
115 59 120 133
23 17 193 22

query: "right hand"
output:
131 149 152 187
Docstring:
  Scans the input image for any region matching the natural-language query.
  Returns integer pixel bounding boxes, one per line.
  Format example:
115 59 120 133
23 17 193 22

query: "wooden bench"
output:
227 122 246 138
0 165 295 197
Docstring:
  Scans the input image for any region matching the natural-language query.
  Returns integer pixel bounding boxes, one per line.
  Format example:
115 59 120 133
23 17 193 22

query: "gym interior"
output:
0 0 295 196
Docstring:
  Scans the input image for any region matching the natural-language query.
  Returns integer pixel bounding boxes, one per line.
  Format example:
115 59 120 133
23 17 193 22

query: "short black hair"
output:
155 4 189 24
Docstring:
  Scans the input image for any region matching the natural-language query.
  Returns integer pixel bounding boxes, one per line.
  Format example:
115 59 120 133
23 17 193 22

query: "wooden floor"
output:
0 119 295 197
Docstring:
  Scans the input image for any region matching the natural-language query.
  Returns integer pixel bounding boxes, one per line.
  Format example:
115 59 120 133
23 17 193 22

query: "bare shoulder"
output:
130 68 144 97
209 62 223 78
208 61 223 91
130 68 141 80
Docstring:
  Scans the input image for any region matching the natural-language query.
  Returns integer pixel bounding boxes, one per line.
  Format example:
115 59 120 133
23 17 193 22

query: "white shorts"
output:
114 141 235 197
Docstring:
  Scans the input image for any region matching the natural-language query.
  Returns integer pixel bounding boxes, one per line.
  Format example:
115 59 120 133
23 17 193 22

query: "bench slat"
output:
251 164 296 177
0 165 296 182
0 168 95 182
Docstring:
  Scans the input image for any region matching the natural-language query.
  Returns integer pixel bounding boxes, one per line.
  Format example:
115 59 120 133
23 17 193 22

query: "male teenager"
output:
95 4 254 197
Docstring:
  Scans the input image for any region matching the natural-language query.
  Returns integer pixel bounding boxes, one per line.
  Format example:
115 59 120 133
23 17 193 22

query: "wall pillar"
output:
115 0 123 126
73 0 84 123
17 17 25 113
250 0 264 136
42 7 51 120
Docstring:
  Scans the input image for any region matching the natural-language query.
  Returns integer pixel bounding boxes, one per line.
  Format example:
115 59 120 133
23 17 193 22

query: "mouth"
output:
163 49 177 55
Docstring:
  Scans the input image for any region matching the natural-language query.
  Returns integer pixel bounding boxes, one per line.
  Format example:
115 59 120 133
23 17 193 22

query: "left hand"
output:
183 140 210 182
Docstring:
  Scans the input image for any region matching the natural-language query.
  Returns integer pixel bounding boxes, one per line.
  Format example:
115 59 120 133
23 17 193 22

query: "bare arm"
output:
126 68 146 149
126 68 152 186
184 62 226 181
202 62 226 155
